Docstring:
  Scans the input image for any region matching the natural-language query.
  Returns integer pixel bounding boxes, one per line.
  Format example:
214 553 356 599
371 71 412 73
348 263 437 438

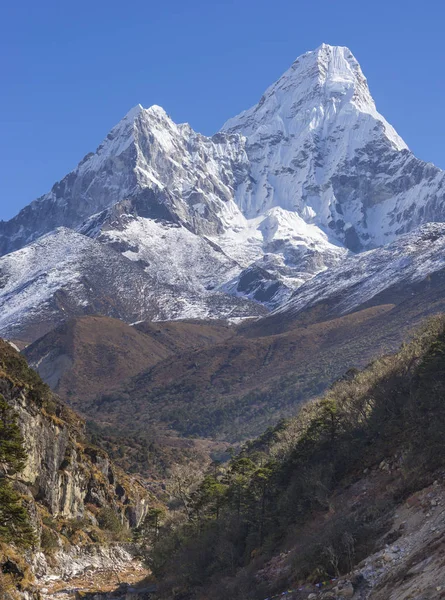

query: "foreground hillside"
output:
148 316 445 600
0 339 154 599
6 313 445 599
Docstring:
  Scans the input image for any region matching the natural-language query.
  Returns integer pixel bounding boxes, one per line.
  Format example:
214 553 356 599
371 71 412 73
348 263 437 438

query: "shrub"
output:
97 508 128 541
150 316 445 598
40 526 59 554
0 397 35 548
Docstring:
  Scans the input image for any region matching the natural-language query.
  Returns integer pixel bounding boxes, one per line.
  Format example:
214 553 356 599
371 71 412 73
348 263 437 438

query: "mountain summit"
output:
1 44 441 253
224 44 404 145
222 43 417 248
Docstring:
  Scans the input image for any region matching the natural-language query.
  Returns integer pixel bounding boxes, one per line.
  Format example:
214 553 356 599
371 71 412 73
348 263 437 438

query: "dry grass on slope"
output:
88 304 397 440
24 316 234 409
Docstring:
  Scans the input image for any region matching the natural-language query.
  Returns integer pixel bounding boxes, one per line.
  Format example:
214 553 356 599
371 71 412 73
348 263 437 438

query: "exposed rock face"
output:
232 264 289 306
0 339 150 526
2 375 148 528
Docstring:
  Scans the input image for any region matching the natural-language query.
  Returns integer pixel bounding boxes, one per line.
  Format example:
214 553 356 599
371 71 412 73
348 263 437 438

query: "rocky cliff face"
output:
0 339 151 597
1 340 150 525
7 385 147 525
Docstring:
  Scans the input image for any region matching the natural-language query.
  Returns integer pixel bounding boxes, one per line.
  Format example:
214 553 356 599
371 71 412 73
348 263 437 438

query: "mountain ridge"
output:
0 227 265 343
5 42 445 600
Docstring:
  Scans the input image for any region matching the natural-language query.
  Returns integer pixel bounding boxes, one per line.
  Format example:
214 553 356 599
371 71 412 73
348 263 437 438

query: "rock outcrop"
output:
0 339 151 598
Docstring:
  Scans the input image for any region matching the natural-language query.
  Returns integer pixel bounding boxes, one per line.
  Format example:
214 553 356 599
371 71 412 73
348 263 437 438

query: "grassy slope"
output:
24 315 234 407
25 270 445 444
88 305 394 440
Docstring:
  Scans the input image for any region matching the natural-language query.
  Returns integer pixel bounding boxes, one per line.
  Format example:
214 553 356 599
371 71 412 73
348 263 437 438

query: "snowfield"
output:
274 223 445 318
0 228 265 341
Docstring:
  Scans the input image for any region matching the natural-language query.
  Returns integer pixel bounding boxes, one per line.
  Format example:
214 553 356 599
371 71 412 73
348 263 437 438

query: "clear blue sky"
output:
2 0 444 221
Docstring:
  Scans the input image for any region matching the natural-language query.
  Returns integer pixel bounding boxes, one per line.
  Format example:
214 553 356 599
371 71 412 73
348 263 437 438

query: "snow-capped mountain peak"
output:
221 45 443 251
223 44 406 151
2 44 445 341
85 103 178 176
311 43 376 112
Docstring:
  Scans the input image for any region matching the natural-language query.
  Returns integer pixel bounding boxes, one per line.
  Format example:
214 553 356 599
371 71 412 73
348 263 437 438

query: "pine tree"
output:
0 395 34 547
0 396 27 475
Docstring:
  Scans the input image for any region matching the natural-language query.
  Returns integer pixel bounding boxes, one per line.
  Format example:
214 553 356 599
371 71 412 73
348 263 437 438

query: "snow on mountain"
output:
0 228 266 342
217 206 348 305
81 201 241 293
273 223 445 320
222 44 444 251
0 105 249 256
0 45 360 298
78 194 347 307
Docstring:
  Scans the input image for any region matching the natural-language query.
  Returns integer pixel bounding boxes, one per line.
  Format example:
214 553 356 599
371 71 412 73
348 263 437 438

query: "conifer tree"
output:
0 395 34 547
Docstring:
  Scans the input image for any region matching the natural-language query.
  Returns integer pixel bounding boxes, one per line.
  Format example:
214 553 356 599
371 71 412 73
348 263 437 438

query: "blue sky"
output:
1 0 444 220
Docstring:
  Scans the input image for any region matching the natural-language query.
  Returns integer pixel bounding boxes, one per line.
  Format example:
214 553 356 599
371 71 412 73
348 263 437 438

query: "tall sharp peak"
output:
222 43 379 133
77 103 175 173
302 43 363 72
122 103 144 121
112 103 172 131
282 43 368 86
299 43 373 104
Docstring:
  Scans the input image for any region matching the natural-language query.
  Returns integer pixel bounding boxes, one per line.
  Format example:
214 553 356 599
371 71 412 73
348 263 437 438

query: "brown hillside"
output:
88 305 397 440
133 318 234 351
27 271 445 444
24 315 234 409
87 271 445 440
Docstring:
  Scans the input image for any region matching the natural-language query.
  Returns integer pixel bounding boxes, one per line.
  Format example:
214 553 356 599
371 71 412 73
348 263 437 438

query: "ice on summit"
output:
222 43 411 238
223 44 406 149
